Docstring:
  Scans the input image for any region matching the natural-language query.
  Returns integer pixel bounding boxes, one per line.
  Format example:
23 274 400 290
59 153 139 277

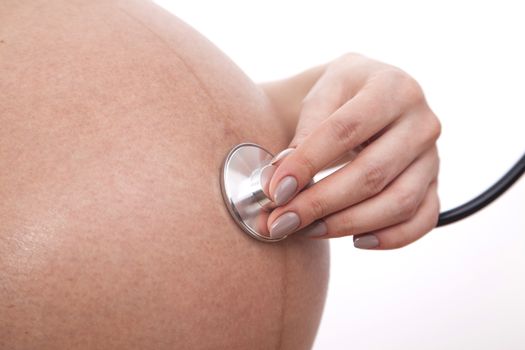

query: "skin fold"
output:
262 54 441 248
0 1 329 349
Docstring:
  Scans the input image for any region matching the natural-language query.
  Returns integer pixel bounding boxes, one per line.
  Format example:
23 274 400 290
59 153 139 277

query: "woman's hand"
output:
261 53 441 249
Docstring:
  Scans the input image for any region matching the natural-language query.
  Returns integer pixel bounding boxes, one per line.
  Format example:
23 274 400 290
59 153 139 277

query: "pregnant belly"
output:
0 1 330 349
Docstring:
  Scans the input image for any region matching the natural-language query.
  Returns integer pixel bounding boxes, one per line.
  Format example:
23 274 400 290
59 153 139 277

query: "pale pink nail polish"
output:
270 212 300 239
301 220 327 238
273 176 297 206
259 164 276 197
354 234 379 249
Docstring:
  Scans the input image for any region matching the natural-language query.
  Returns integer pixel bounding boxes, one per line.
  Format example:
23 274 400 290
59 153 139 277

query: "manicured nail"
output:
354 234 379 249
259 164 276 197
300 220 327 238
271 147 295 165
270 212 300 239
273 176 297 206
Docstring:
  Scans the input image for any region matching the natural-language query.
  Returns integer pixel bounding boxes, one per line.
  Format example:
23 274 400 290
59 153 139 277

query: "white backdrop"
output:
155 1 525 348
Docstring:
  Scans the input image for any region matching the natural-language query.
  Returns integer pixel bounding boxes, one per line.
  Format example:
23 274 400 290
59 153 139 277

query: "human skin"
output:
262 55 442 249
0 1 329 349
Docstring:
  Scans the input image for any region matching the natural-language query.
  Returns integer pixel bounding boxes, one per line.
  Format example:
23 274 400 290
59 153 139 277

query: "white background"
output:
155 1 525 349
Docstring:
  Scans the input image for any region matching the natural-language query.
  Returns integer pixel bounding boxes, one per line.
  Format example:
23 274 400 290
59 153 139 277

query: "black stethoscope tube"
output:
437 152 525 227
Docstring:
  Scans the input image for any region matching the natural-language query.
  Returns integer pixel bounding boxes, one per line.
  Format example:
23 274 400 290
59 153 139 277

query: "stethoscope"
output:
220 143 525 243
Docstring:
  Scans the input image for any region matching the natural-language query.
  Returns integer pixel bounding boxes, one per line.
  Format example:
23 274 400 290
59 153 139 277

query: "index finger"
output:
268 82 404 206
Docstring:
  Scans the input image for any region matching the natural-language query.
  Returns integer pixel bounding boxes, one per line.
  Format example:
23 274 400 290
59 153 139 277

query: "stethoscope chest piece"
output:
220 143 287 243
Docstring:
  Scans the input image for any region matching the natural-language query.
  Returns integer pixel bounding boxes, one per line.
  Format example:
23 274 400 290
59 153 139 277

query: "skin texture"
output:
0 1 329 349
263 54 442 249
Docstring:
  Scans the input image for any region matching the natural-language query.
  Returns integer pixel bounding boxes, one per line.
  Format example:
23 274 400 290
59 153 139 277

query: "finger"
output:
352 181 440 250
267 110 439 238
269 72 422 207
311 146 439 238
289 57 367 147
315 127 385 172
269 64 361 168
289 72 347 147
271 143 363 173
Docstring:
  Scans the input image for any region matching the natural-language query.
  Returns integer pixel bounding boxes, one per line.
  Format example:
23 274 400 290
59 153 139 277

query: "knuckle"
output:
295 153 317 179
380 68 424 104
395 188 419 220
330 117 360 149
336 211 354 236
308 195 329 220
362 161 387 196
399 75 424 104
419 113 442 146
429 115 442 141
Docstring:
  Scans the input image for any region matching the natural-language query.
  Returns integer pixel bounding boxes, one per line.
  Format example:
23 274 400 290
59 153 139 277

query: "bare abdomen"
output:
0 1 329 349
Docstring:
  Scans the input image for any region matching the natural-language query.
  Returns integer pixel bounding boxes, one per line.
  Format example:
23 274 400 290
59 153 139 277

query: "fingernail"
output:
273 176 297 206
271 147 295 165
301 220 327 238
354 234 379 249
259 164 276 197
270 212 300 239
